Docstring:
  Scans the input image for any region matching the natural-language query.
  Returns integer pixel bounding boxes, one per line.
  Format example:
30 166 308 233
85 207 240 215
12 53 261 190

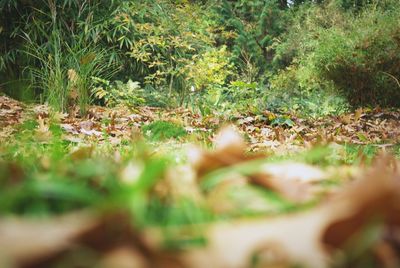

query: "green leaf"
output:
271 117 295 127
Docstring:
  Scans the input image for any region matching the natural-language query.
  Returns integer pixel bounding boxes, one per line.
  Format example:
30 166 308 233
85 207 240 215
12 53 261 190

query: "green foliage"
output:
24 28 66 111
267 65 350 118
126 2 213 87
186 46 235 91
1 0 111 72
1 0 215 105
142 120 187 141
266 86 350 118
225 81 262 112
91 78 145 109
213 0 288 78
338 0 374 10
1 0 116 112
25 35 111 113
2 0 400 115
0 124 118 215
270 116 295 127
272 0 400 107
188 81 265 117
65 46 114 115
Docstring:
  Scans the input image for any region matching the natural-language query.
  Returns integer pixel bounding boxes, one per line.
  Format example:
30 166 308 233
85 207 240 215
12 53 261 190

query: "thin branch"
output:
380 71 400 89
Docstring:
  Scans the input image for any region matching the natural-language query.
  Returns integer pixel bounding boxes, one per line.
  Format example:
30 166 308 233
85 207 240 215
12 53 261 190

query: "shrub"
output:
272 0 400 107
1 0 215 106
267 64 350 118
1 0 116 113
309 1 400 106
223 81 264 113
91 78 145 109
186 46 235 92
24 28 111 114
265 85 350 118
213 0 287 78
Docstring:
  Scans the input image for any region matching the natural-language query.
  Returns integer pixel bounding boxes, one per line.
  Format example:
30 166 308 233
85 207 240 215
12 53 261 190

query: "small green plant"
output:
187 80 263 117
24 26 66 111
270 116 295 127
186 46 235 92
224 81 263 113
142 120 187 141
266 85 350 118
22 3 113 114
91 78 145 109
65 44 113 115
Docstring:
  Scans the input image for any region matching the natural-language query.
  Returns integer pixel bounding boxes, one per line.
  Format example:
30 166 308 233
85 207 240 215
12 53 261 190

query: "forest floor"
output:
1 94 400 268
2 94 400 154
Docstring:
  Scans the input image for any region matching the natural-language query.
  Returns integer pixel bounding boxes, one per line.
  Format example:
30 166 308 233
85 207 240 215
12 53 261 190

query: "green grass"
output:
0 115 397 225
142 120 187 141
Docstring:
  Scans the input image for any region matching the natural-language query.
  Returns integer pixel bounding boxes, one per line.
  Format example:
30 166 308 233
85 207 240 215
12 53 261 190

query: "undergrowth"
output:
142 120 187 141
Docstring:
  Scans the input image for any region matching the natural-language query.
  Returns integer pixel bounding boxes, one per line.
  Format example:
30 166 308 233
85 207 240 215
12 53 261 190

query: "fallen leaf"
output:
120 161 144 185
35 115 52 142
249 162 328 202
70 146 93 160
354 107 364 121
179 155 400 268
98 246 148 268
189 125 265 177
340 114 352 124
0 212 98 267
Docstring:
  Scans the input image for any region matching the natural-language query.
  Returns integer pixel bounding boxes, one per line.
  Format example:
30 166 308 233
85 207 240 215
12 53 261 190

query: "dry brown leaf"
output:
373 240 400 268
261 162 327 183
70 145 94 161
98 246 148 268
250 162 327 202
180 210 330 268
205 173 276 214
0 212 98 267
354 107 364 121
120 161 144 185
0 211 180 268
153 164 202 202
35 115 52 142
79 120 94 131
179 155 400 268
321 155 400 250
189 125 265 177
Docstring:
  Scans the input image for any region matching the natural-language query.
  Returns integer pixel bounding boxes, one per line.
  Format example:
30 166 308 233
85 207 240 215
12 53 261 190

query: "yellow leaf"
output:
354 108 363 121
80 53 96 65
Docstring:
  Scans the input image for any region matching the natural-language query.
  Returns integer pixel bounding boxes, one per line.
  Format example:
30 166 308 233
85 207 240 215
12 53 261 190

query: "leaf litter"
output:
1 97 400 267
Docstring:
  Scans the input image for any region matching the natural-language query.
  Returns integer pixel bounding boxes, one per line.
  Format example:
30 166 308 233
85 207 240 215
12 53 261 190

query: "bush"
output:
186 46 234 92
24 25 112 114
219 81 264 114
91 78 145 110
267 64 350 118
1 0 117 112
272 0 400 107
1 0 215 106
213 0 287 78
265 85 350 118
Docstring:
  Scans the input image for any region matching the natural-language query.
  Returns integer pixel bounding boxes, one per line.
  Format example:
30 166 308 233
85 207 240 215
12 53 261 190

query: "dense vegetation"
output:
2 0 400 116
1 1 400 267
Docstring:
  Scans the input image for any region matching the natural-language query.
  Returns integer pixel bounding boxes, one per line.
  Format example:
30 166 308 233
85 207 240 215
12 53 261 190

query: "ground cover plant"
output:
1 0 400 267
